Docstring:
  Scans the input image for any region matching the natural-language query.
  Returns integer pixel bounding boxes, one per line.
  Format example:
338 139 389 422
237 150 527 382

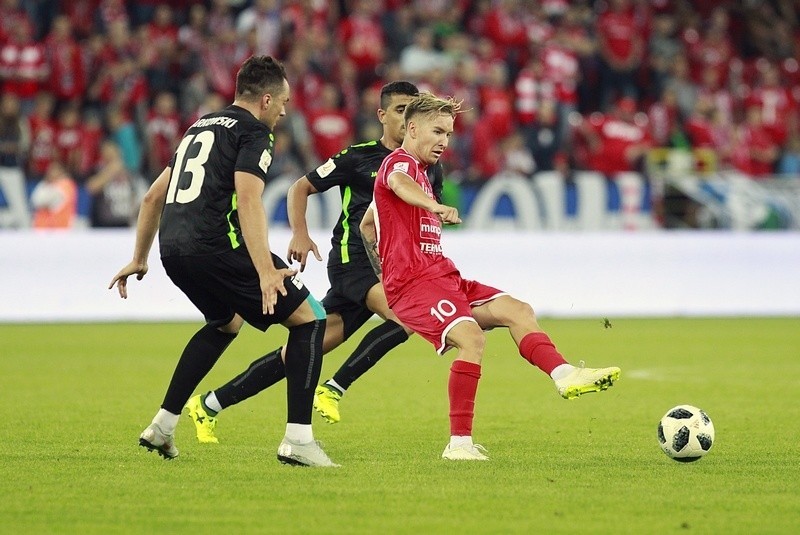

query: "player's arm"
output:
359 204 381 277
286 175 322 272
108 167 170 298
236 170 296 315
387 171 461 225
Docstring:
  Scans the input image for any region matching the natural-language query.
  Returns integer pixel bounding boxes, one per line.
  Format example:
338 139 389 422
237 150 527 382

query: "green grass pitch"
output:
1 318 798 534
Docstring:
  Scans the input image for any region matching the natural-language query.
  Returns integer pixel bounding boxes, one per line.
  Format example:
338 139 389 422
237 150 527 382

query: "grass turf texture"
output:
1 318 798 534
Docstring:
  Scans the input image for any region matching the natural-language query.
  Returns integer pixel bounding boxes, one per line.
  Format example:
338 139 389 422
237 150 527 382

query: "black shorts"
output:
321 260 380 340
162 248 311 331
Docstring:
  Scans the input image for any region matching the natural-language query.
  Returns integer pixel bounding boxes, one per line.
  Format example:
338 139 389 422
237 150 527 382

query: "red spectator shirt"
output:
373 148 459 306
586 114 651 174
55 122 84 174
748 85 796 146
647 100 678 146
597 9 639 64
97 65 148 114
0 40 47 98
691 36 733 84
470 119 503 179
27 115 57 177
307 107 354 162
484 6 527 51
479 85 514 139
337 14 384 73
732 124 776 178
79 123 103 177
46 34 86 101
684 115 715 148
541 41 580 105
146 110 181 171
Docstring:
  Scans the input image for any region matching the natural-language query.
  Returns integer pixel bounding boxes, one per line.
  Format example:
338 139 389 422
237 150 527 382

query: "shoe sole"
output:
139 437 178 460
277 453 312 466
313 399 340 424
277 454 339 468
562 369 621 400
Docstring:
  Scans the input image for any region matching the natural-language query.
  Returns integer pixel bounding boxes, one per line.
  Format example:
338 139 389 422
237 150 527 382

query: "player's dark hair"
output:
380 81 419 109
235 55 287 101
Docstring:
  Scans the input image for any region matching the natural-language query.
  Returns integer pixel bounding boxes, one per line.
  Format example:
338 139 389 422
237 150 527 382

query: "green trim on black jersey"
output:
351 140 378 148
340 185 352 263
226 193 241 249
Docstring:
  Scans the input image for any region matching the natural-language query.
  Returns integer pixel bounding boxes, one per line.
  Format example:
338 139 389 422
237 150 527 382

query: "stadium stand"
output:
1 0 799 230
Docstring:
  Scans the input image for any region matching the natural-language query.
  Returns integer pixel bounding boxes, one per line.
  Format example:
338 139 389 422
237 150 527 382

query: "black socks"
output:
161 324 237 414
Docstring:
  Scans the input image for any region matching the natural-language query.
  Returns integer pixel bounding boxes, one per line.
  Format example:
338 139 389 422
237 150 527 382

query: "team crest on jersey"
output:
259 149 273 173
393 161 409 173
316 158 336 178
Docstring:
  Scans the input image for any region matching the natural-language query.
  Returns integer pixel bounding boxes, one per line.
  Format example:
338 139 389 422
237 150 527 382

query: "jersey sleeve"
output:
235 128 273 183
379 152 416 188
306 147 356 192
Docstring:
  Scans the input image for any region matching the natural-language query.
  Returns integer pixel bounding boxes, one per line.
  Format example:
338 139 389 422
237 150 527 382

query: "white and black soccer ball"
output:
657 405 715 462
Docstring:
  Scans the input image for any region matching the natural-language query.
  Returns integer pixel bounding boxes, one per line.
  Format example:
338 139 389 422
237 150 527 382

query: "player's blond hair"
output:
404 92 463 124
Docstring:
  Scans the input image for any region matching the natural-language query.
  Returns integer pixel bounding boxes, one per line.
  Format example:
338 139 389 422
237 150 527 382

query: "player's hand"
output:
260 267 297 315
286 234 322 272
108 261 148 299
433 204 461 225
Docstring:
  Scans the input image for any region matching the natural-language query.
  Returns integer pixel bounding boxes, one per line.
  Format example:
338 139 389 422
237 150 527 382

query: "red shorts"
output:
391 273 506 354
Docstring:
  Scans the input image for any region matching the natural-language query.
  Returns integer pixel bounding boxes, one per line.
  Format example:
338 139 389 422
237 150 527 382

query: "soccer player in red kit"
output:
361 92 620 461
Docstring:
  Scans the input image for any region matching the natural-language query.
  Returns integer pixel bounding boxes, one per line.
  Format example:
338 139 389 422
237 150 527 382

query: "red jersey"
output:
373 148 459 305
748 85 795 145
27 115 57 176
337 14 384 72
145 110 181 170
0 41 47 98
55 123 83 172
541 42 580 105
307 108 353 162
45 35 85 101
586 114 651 174
597 9 639 63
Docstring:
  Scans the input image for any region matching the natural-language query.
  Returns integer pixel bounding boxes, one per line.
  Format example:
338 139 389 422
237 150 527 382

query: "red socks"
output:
448 360 481 436
519 332 568 375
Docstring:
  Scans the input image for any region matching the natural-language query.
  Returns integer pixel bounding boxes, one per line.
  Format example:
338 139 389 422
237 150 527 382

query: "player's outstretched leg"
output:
314 320 409 423
185 347 286 443
519 332 621 399
553 361 621 399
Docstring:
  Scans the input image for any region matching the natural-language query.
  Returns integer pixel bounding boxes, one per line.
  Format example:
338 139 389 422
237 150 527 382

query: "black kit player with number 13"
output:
109 55 338 467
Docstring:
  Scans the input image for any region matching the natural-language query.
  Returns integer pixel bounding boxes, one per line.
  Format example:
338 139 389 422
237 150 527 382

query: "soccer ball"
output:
657 405 715 462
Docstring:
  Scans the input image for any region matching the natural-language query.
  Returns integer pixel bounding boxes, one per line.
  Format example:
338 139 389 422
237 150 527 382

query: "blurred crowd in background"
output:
2 0 800 230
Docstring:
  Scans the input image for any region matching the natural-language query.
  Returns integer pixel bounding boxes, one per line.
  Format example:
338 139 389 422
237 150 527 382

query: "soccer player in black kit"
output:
109 56 338 467
184 81 444 442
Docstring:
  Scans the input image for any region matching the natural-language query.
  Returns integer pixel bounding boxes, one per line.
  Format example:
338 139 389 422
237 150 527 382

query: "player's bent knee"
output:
447 321 486 358
218 315 244 335
501 298 538 326
284 296 326 327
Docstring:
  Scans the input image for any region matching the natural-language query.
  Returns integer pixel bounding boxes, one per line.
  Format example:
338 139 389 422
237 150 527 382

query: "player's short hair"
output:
380 81 419 109
235 55 287 101
404 92 462 124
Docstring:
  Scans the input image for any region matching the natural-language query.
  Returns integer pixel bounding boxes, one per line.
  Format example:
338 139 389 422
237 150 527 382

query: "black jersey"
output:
306 140 443 267
159 105 274 257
